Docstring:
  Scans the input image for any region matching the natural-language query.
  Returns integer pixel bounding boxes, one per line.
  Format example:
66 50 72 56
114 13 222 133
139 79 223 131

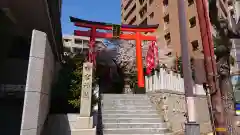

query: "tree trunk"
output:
208 0 238 133
218 56 236 134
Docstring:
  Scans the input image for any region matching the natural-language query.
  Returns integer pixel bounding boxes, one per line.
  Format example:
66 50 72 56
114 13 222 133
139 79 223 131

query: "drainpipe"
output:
177 0 200 134
42 0 61 61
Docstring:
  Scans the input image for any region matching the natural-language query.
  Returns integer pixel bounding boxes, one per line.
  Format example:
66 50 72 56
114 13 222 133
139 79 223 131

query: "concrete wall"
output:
20 30 55 135
148 90 212 134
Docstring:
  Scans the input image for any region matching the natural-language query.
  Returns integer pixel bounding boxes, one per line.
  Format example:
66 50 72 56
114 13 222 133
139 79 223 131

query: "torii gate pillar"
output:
135 32 145 89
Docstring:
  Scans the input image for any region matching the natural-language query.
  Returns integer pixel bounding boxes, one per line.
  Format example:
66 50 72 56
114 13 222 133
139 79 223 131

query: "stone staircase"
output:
101 94 172 135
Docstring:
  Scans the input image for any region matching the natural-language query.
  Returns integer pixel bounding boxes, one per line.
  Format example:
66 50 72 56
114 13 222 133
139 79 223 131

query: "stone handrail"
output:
145 68 206 95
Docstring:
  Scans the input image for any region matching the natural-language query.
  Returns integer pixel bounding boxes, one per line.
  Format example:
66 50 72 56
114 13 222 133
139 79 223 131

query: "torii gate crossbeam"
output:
70 16 159 92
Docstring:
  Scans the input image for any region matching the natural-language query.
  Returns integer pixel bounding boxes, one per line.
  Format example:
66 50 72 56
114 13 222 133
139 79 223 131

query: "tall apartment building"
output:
121 0 204 66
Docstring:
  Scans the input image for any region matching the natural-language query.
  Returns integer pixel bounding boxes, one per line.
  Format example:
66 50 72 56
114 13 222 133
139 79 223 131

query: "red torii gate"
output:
70 16 158 91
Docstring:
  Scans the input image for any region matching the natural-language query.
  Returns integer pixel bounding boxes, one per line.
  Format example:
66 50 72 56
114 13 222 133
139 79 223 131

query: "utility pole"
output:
177 0 200 134
195 0 227 134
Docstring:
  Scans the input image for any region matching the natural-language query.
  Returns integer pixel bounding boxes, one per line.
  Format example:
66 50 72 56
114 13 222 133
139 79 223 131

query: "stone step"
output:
102 100 151 103
102 114 162 119
104 134 172 135
102 96 150 100
103 128 170 134
104 123 167 129
102 94 148 99
102 105 154 110
103 101 152 106
102 94 147 96
103 118 163 123
103 99 151 103
102 110 158 114
71 128 96 135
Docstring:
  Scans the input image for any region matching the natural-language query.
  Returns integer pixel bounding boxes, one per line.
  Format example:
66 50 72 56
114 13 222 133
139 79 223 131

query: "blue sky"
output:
61 0 121 35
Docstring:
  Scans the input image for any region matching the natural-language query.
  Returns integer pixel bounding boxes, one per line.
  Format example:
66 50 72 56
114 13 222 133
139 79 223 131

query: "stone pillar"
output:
20 30 54 135
80 62 93 116
68 62 96 135
74 62 95 131
160 68 164 90
153 71 157 91
149 75 153 92
145 76 149 92
166 71 170 90
169 71 173 90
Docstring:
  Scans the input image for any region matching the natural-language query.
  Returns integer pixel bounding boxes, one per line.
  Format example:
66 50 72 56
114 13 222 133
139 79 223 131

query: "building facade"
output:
63 35 106 56
121 0 204 67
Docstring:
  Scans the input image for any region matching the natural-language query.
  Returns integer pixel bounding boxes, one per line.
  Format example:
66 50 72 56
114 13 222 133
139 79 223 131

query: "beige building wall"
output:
121 0 204 65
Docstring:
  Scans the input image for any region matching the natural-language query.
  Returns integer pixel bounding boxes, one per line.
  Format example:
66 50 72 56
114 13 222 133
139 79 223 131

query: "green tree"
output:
67 56 84 108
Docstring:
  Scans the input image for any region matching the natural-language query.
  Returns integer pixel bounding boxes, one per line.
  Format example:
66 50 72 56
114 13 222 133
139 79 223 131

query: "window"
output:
124 0 134 10
64 47 71 53
129 16 136 25
164 33 171 45
149 0 154 5
150 12 154 19
139 18 147 26
139 0 145 5
164 14 169 24
189 16 196 28
164 33 171 40
165 52 172 56
139 4 147 18
188 0 194 6
75 39 83 44
163 0 168 6
64 39 71 42
124 4 136 20
191 40 199 51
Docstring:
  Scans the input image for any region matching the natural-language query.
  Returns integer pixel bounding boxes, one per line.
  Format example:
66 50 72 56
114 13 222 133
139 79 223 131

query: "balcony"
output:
166 39 171 46
139 3 147 19
124 3 136 21
164 32 171 46
164 23 170 33
139 0 145 5
163 6 169 16
124 0 134 11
